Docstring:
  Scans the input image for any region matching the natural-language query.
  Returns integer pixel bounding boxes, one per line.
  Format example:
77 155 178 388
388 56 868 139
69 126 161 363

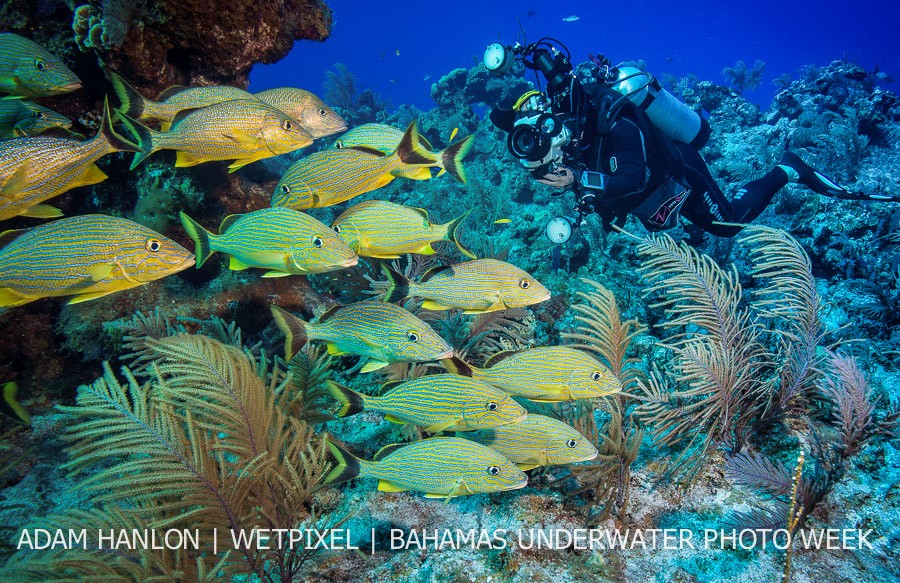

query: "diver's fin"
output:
270 305 308 360
179 212 215 268
20 204 63 219
325 380 366 418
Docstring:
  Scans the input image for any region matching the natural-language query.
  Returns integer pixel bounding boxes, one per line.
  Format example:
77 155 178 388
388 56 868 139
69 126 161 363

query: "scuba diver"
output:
483 38 898 239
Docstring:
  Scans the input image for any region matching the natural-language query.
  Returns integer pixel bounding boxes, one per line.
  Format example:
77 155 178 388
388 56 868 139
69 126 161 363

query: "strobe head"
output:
484 43 514 75
533 48 573 97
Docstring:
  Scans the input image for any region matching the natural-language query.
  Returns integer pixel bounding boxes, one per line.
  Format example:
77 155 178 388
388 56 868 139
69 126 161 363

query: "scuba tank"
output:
610 66 710 149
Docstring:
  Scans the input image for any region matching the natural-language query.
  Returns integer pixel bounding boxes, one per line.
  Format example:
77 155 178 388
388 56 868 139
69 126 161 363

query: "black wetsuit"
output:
584 107 788 237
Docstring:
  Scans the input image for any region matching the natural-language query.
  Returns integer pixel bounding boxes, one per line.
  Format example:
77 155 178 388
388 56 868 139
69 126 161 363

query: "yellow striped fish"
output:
0 214 194 307
270 121 464 210
326 375 526 432
0 33 81 97
0 99 72 138
1 382 31 426
325 437 528 499
179 207 358 277
442 346 621 402
110 72 254 130
254 87 347 138
463 414 598 470
331 200 475 259
118 99 312 172
333 122 474 181
270 302 452 372
382 259 550 314
0 99 137 222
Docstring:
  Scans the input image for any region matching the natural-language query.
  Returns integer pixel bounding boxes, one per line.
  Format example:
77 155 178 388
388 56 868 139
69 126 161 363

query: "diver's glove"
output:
779 151 899 202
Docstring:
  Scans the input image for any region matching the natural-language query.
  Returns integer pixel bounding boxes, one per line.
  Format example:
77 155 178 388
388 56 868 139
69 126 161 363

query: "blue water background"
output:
250 0 899 111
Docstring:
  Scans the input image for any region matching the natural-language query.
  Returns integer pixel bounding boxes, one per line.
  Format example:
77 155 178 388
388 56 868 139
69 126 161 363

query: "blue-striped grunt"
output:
382 259 550 314
179 207 357 276
254 87 347 138
0 98 137 222
442 346 621 402
326 375 526 432
0 99 72 138
0 215 194 307
271 121 466 210
110 72 254 130
331 200 475 259
463 414 598 470
333 122 474 181
270 302 452 372
0 33 81 97
0 382 31 426
325 437 527 499
118 99 313 172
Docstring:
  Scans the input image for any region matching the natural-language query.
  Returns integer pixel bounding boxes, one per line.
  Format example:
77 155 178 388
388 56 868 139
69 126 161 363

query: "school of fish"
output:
0 33 617 501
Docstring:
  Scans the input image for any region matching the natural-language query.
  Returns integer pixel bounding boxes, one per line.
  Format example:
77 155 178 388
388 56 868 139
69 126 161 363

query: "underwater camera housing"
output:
508 112 572 169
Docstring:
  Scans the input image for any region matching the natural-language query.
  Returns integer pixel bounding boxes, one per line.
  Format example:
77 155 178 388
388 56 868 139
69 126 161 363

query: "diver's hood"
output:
489 98 517 133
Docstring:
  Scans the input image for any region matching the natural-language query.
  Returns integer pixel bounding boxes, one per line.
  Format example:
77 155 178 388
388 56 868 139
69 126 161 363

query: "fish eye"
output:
332 224 341 233
282 119 293 131
281 184 291 194
335 141 343 149
407 330 419 343
312 236 324 248
486 402 498 412
566 439 578 448
591 371 602 382
319 108 327 116
35 59 46 71
487 466 500 476
519 278 530 289
34 111 45 119
145 238 162 253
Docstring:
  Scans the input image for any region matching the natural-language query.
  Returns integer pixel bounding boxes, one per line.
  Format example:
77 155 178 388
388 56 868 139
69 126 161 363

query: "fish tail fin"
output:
1 382 31 426
325 380 365 417
98 96 139 154
109 72 147 120
270 305 308 360
116 110 156 170
395 120 437 166
178 212 215 267
440 134 474 184
442 355 474 377
381 263 412 304
324 439 362 485
443 208 476 259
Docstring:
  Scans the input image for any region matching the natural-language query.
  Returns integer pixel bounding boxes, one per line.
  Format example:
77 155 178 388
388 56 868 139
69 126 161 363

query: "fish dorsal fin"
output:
0 228 29 248
218 214 241 233
156 85 190 101
317 305 342 323
348 145 387 157
168 106 204 129
379 380 404 394
421 264 454 282
373 443 405 461
484 350 519 368
411 207 429 221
